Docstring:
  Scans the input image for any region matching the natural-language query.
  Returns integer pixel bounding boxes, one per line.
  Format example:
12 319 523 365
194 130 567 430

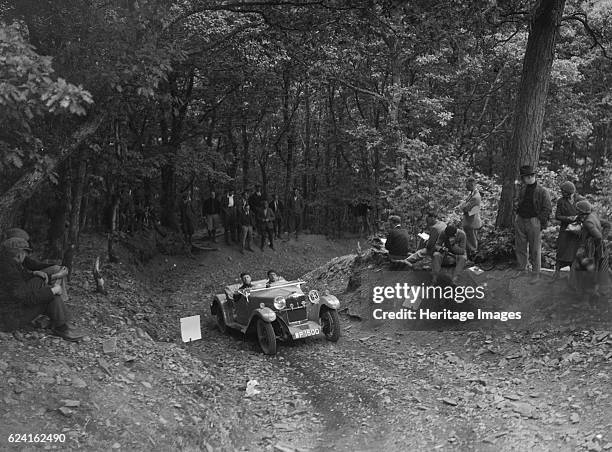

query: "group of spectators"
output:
182 185 306 254
385 175 481 284
384 165 611 299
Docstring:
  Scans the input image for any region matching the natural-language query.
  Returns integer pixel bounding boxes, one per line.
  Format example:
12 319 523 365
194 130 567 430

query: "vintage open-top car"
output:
210 278 341 355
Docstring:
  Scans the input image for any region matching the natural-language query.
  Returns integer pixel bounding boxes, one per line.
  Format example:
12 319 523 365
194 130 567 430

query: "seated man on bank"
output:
408 211 447 263
385 215 412 265
0 237 83 340
431 225 467 285
2 228 70 302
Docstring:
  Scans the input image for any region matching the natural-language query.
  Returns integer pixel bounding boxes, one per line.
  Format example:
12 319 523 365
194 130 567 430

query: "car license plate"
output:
293 328 320 339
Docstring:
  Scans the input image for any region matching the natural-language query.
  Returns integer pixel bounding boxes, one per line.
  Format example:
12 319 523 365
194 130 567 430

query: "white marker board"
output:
180 315 202 343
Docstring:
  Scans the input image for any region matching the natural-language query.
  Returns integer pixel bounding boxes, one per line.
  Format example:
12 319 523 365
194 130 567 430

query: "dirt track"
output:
148 234 612 451
1 233 610 451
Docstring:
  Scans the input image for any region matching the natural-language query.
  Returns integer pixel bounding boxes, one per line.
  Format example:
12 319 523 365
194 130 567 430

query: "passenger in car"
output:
266 270 282 287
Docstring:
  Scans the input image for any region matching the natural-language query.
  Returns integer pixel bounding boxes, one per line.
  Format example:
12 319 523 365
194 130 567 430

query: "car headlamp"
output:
274 296 286 310
308 290 320 304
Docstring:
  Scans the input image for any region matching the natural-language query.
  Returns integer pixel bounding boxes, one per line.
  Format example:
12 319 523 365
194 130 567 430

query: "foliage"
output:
0 22 92 173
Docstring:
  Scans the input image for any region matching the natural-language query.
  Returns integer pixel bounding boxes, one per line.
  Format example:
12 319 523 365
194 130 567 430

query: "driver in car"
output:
266 269 282 287
234 272 252 301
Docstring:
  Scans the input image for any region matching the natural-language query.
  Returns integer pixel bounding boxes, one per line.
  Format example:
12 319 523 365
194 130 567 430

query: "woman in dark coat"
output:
552 181 584 281
569 200 611 301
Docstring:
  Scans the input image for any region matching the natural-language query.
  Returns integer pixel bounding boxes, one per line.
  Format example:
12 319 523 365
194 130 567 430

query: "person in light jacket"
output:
460 177 482 258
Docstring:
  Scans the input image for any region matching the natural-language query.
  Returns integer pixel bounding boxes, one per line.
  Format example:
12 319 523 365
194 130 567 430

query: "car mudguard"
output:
249 306 276 324
210 294 226 315
319 294 340 310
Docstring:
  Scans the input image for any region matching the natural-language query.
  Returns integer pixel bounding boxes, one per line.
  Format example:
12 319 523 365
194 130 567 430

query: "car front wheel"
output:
320 309 340 342
256 319 277 355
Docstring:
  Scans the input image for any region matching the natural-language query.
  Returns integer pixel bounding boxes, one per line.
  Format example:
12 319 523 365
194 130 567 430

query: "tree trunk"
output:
496 0 566 227
0 115 103 232
67 152 87 250
45 164 70 260
160 161 178 230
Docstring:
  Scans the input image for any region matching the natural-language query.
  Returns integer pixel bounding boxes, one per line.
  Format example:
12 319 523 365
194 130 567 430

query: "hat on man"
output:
4 227 30 241
576 200 592 214
519 165 536 177
388 215 401 225
560 181 576 194
1 237 32 252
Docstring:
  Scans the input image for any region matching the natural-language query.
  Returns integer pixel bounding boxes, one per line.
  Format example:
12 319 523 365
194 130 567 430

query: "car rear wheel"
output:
215 304 227 334
320 309 340 342
256 319 277 355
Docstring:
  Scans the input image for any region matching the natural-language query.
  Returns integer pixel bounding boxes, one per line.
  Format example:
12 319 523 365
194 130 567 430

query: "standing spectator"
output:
385 215 411 261
288 187 304 240
179 193 196 250
240 190 250 209
354 201 371 236
221 189 238 245
259 200 276 251
569 201 611 300
513 165 552 283
459 177 482 258
202 189 222 243
248 185 264 213
551 181 584 281
237 203 255 254
249 185 264 238
270 194 284 239
431 225 467 284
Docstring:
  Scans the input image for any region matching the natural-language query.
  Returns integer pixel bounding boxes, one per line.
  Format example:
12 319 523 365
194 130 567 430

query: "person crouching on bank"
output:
0 237 84 341
385 215 411 264
431 225 467 285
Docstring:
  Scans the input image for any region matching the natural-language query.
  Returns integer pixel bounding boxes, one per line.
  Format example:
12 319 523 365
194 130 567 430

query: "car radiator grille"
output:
285 306 307 323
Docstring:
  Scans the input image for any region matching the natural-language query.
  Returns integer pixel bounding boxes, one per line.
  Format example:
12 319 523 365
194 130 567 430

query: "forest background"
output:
1 0 611 267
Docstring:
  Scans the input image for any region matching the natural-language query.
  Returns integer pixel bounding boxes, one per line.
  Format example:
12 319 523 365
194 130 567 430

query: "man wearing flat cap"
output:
2 228 70 301
0 237 83 340
552 181 584 281
514 165 552 282
385 215 411 261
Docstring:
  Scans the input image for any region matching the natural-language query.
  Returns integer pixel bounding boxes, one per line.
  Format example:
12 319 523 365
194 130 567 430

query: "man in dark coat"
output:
287 187 304 240
0 237 83 340
270 194 284 239
552 181 584 281
248 185 264 237
432 225 467 284
385 215 411 260
202 190 222 242
514 165 552 282
259 200 276 251
237 203 256 253
179 193 196 250
354 201 371 236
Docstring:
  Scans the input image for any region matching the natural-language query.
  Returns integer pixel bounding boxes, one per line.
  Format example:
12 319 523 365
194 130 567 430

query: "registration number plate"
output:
293 328 320 339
